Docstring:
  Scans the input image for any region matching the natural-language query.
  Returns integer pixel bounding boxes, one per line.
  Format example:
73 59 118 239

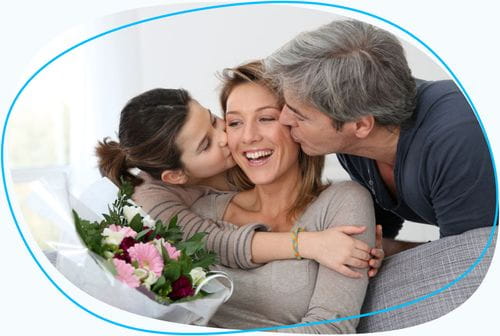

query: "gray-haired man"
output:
265 19 495 256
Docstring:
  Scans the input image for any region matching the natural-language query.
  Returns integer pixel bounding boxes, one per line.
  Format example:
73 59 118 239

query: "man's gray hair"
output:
264 19 416 128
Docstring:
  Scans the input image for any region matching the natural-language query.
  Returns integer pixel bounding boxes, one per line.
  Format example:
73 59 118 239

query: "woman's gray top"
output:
192 181 375 334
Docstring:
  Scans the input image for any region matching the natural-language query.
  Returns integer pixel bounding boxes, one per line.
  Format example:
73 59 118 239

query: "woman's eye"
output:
260 117 276 122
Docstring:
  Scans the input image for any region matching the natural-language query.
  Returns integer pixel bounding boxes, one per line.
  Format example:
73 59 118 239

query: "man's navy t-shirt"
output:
338 80 496 238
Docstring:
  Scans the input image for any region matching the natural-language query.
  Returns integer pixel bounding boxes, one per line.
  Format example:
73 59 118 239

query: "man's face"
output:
280 90 354 156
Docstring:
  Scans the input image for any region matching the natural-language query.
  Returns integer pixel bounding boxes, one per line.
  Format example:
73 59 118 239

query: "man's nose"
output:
279 105 298 127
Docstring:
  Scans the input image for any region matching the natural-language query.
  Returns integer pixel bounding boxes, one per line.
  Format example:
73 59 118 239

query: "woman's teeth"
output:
245 150 273 160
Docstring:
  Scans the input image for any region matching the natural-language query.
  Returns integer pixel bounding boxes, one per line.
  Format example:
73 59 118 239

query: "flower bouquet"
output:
72 179 219 303
25 174 232 325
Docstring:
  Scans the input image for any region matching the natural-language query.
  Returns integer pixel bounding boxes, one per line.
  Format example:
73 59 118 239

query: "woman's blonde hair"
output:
219 60 328 222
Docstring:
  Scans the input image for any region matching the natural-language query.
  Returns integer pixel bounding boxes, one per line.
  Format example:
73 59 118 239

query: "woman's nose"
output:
241 122 262 144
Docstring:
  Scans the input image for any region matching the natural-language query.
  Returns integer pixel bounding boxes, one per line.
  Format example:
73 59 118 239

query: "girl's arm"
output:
133 174 382 275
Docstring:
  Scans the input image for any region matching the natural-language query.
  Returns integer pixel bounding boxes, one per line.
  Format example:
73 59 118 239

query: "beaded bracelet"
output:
291 227 305 260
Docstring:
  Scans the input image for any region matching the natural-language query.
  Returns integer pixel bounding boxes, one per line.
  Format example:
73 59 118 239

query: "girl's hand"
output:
368 225 385 277
300 226 371 278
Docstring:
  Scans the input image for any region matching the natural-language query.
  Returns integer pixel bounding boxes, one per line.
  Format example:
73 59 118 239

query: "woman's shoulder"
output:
317 180 372 204
191 191 237 221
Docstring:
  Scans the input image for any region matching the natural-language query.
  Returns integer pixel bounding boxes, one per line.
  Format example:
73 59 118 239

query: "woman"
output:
185 61 375 333
97 88 382 278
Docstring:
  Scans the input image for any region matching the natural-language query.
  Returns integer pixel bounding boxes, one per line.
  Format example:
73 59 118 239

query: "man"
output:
264 19 496 256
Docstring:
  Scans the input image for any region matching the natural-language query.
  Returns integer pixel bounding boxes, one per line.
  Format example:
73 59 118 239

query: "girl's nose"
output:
217 128 228 147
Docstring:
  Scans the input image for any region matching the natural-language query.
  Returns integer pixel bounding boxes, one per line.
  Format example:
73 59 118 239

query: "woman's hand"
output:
368 225 385 277
299 226 372 278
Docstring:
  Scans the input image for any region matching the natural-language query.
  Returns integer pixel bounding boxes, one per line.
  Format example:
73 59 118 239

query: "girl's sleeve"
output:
133 180 268 269
287 182 376 334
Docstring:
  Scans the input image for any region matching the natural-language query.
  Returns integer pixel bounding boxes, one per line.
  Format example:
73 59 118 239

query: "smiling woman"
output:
184 60 376 333
8 3 466 334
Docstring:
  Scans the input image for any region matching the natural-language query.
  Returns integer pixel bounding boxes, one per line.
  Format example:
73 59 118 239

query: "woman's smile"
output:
243 149 274 167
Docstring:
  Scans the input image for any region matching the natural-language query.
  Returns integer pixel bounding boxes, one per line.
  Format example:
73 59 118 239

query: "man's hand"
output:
368 225 384 277
382 237 424 257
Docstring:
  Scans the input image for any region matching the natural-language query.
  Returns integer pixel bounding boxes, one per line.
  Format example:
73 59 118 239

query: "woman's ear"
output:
160 169 188 185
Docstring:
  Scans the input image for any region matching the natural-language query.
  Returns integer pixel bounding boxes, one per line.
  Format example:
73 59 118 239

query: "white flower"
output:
103 251 115 259
102 228 126 246
152 238 164 255
123 203 156 228
142 214 156 228
133 267 148 280
143 270 159 290
123 204 142 224
189 267 206 287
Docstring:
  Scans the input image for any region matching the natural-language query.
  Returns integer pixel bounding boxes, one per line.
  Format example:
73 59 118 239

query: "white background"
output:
0 1 498 335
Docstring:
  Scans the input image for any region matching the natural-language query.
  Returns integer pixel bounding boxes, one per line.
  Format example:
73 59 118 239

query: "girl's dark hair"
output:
96 88 192 187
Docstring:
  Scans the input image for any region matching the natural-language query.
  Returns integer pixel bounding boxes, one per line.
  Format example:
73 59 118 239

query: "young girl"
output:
96 87 382 277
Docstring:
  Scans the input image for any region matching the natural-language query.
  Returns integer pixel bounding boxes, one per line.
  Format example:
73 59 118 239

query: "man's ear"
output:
353 115 375 139
160 169 188 185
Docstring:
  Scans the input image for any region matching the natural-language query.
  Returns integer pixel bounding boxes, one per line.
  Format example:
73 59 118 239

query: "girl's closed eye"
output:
202 137 212 151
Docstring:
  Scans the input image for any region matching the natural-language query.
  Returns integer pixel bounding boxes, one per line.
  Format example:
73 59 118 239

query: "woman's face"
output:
175 100 236 181
225 82 300 185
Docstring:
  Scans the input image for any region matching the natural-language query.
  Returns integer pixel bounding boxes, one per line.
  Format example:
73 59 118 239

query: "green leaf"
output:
128 213 143 232
135 227 152 241
73 210 105 256
177 232 206 256
151 275 166 292
163 262 181 282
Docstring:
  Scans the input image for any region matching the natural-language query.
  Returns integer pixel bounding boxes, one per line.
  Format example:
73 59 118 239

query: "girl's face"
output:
225 82 300 185
175 100 235 181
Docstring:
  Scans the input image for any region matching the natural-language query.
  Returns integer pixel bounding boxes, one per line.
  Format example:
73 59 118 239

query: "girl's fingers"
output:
338 265 363 279
352 249 371 261
347 257 369 269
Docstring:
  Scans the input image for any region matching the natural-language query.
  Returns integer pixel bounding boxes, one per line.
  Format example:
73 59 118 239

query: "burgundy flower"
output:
115 236 136 263
168 275 195 300
144 229 162 241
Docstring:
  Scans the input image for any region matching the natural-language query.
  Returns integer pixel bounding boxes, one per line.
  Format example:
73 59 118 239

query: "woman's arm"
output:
285 182 376 334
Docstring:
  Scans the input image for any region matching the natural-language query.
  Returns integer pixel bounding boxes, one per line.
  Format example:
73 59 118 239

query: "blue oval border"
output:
1 1 498 334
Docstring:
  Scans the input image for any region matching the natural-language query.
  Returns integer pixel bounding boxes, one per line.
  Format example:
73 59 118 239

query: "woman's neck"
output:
232 163 301 231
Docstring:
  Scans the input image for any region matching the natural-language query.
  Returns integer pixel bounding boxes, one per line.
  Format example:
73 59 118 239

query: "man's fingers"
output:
369 257 382 269
368 268 378 278
375 225 383 248
370 247 384 259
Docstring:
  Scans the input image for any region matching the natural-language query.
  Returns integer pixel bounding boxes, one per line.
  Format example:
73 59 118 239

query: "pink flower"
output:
113 258 140 288
108 224 137 238
128 242 164 276
163 241 181 261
